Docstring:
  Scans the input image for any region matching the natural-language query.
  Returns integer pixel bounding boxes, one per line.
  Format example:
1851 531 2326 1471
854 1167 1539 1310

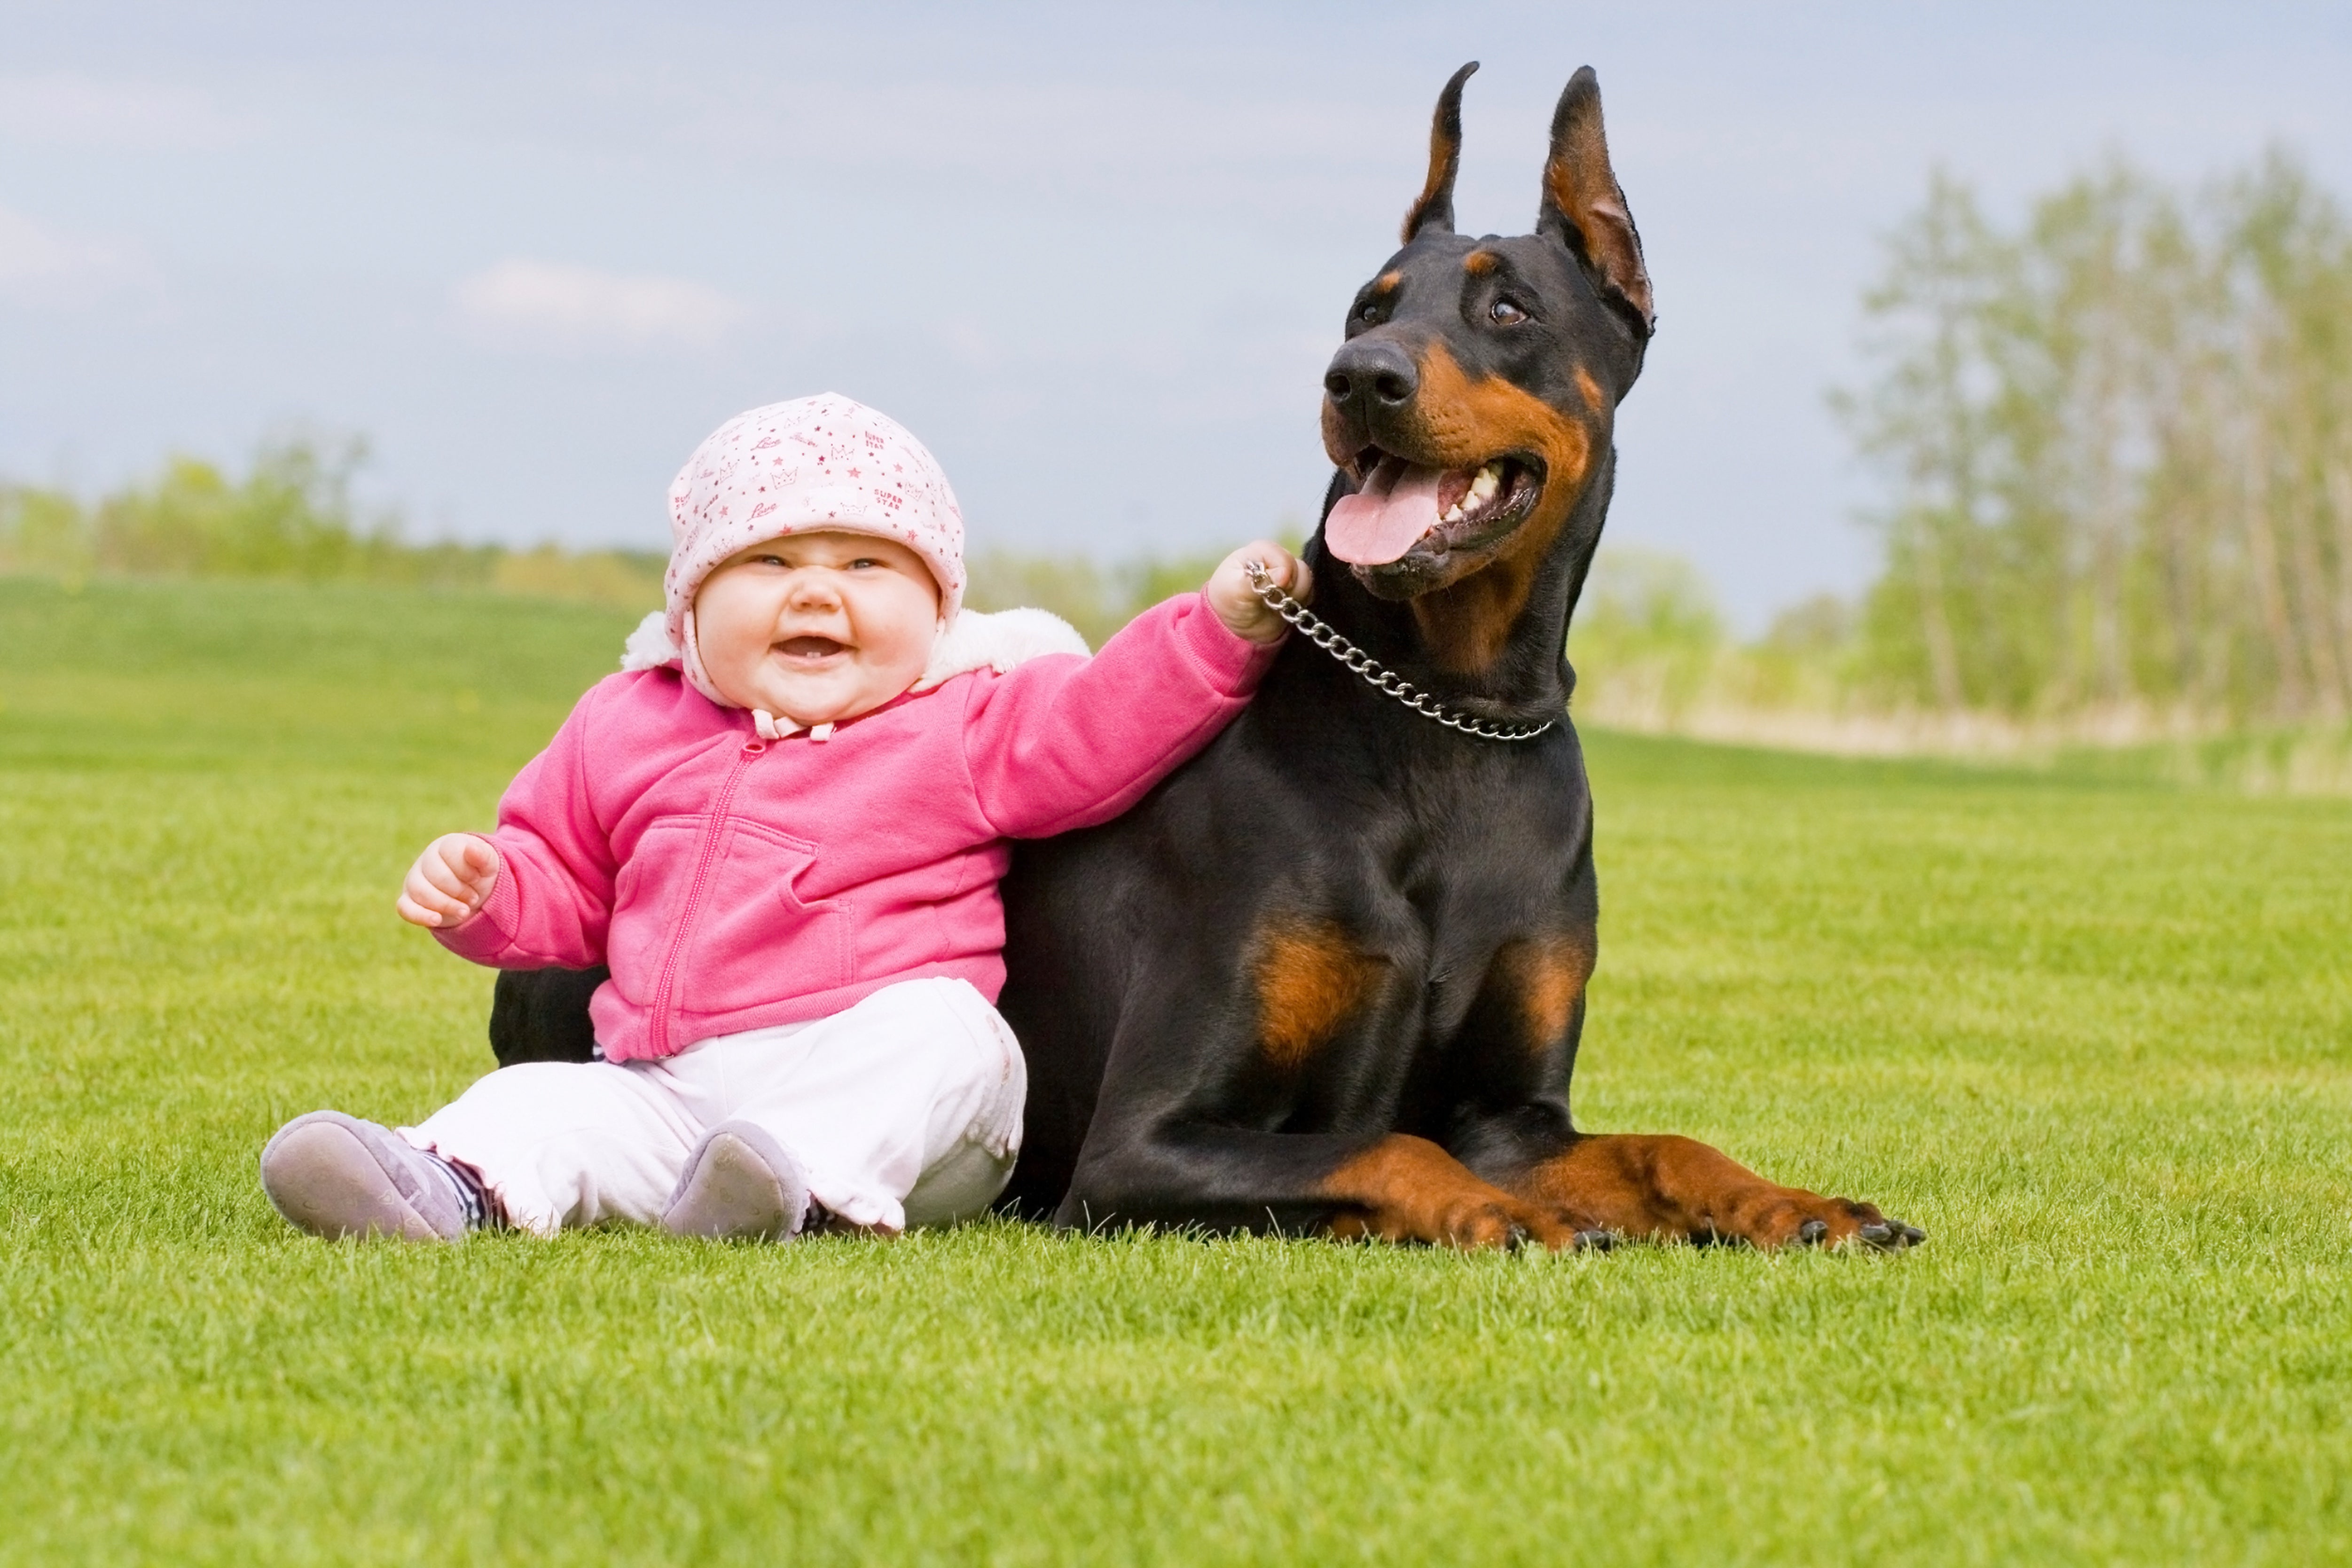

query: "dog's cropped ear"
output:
1537 66 1654 337
1401 61 1479 243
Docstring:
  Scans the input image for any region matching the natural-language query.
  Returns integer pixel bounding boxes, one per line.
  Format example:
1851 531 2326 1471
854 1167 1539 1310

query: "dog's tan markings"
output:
1254 920 1384 1069
1502 1134 1897 1250
1498 934 1594 1051
1402 134 1459 242
1401 341 1593 673
1574 365 1606 413
1406 342 1591 487
1320 400 1360 479
1373 270 1404 296
1401 62 1477 243
1320 1133 1580 1249
1540 72 1654 330
1544 158 1651 325
1463 249 1501 277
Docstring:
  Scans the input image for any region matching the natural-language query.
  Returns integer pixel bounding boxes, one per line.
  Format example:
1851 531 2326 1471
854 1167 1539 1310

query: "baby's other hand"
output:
398 834 501 929
1206 541 1311 645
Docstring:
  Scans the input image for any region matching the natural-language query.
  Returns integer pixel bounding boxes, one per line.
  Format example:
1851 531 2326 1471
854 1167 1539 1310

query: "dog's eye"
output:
1489 298 1529 326
1356 301 1381 322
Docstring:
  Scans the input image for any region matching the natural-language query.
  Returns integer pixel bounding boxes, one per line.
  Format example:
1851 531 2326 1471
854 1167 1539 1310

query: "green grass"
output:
3 575 2349 1567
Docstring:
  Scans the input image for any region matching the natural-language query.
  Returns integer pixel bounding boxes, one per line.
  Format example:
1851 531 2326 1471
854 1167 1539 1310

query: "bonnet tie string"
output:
752 710 834 743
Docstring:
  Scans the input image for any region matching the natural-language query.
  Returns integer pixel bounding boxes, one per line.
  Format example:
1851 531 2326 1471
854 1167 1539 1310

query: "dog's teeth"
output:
1443 504 1464 522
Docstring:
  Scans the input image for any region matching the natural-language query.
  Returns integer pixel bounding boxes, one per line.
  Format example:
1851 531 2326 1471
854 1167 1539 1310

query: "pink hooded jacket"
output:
437 593 1274 1063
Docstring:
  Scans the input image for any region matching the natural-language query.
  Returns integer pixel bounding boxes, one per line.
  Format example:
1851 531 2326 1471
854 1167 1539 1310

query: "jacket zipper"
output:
647 734 765 1056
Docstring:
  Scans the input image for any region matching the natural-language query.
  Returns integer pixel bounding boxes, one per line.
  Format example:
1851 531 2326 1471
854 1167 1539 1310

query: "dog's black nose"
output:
1324 340 1419 408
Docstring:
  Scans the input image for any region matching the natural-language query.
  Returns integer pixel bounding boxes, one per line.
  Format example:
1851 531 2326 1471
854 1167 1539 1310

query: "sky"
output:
3 2 2350 630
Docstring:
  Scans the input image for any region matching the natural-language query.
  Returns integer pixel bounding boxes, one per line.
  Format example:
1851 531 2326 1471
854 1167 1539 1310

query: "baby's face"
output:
694 530 941 726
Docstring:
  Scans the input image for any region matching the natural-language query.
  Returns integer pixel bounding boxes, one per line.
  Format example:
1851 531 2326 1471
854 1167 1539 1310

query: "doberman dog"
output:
990 63 1921 1251
492 63 1923 1254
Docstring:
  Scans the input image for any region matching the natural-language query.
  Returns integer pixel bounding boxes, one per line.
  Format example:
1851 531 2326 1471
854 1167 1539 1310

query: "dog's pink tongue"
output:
1325 464 1443 565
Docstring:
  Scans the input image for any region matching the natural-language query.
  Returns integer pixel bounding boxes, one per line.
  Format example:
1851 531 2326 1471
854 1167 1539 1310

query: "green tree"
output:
1840 151 2352 724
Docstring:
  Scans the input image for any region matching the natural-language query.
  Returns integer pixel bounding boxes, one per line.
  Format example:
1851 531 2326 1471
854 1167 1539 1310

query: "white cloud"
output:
0 74 256 150
453 259 747 351
0 203 154 305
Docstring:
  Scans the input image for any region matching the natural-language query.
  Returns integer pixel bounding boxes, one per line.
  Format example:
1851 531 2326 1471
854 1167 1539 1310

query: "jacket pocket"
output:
687 819 853 1011
604 817 700 1009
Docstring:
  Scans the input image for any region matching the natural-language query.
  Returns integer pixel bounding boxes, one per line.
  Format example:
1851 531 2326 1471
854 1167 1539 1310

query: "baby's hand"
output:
1206 541 1311 644
398 835 501 929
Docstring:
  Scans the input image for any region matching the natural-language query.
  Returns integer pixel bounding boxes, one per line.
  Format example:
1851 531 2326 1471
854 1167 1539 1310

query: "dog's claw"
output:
1504 1222 1532 1250
1570 1228 1615 1252
1797 1218 1829 1246
1850 1219 1927 1251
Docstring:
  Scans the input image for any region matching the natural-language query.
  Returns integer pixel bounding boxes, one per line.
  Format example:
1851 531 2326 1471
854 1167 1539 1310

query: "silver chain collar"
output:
1243 560 1557 743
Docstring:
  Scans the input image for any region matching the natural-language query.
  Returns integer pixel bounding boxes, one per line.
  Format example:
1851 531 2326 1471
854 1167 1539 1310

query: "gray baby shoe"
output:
260 1110 469 1242
661 1121 810 1241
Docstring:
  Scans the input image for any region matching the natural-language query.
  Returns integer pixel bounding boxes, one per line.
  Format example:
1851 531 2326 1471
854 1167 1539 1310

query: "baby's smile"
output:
774 634 850 663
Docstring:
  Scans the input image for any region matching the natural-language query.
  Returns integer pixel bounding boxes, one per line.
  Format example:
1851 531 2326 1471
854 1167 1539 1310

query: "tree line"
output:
1839 151 2352 723
0 438 668 607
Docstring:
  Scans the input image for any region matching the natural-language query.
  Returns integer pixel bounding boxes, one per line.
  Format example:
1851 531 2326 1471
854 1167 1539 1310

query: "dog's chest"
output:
1336 747 1595 975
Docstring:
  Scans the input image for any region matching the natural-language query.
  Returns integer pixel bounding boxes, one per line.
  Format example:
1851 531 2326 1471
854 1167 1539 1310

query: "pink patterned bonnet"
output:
662 394 966 706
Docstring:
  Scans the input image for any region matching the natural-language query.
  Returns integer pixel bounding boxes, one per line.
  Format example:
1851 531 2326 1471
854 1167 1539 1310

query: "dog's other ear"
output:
1401 61 1479 243
1537 66 1654 336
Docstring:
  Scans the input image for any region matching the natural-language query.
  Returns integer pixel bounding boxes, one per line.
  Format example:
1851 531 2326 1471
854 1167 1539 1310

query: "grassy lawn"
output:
3 574 2349 1566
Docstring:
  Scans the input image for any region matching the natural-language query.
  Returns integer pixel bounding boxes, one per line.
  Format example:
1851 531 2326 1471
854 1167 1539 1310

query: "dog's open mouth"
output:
1325 450 1544 566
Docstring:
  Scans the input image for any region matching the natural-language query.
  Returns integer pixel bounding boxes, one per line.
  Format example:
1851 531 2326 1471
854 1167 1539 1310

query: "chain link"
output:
1244 560 1556 743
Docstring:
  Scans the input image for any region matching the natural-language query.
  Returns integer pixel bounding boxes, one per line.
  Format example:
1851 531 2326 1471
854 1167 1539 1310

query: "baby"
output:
259 393 1304 1242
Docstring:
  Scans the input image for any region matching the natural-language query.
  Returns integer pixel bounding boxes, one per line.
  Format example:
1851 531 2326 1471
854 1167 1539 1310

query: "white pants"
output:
401 976 1026 1237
